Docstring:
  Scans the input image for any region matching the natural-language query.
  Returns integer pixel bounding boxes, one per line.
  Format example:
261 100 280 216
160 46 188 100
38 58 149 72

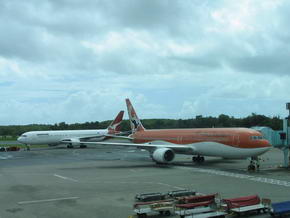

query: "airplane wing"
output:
60 132 133 144
60 135 105 144
103 134 133 140
80 141 195 153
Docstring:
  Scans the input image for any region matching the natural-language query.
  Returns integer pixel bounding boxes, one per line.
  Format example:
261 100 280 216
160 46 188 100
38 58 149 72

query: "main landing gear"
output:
67 144 74 149
79 144 87 149
248 157 260 172
192 155 205 163
67 144 87 149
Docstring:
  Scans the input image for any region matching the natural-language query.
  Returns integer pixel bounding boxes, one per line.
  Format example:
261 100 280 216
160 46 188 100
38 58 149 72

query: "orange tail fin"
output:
125 98 145 133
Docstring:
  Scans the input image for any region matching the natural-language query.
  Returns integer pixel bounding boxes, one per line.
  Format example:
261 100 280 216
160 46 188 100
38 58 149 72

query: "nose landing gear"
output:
248 157 260 172
192 155 205 163
25 144 30 151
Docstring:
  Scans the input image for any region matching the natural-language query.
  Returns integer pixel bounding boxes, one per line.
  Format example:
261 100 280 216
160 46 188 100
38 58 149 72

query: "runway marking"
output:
72 150 79 156
156 182 184 190
130 169 138 173
18 196 79 205
0 155 13 160
53 174 78 182
177 167 290 188
117 181 185 189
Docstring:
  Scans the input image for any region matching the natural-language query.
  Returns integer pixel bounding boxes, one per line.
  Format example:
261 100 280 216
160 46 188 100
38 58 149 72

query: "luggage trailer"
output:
133 190 196 218
174 194 227 218
222 195 271 216
133 191 272 218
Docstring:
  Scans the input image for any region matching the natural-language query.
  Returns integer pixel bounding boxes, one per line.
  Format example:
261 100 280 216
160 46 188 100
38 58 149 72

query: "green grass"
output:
0 138 18 141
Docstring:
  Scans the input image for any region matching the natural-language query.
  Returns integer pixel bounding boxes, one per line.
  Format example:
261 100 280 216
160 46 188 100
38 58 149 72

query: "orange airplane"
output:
87 99 271 170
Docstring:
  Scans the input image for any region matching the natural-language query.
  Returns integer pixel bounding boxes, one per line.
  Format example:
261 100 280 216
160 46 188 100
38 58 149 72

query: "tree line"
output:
0 113 283 138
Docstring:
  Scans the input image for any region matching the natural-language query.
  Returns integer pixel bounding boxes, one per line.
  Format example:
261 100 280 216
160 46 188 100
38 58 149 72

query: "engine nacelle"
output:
152 148 175 163
69 138 81 146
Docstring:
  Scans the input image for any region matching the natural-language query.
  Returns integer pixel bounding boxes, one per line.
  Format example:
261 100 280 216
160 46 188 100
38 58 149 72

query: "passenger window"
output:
250 135 263 140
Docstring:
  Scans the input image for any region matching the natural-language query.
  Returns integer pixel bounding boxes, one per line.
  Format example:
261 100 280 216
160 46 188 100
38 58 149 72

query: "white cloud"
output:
0 0 289 125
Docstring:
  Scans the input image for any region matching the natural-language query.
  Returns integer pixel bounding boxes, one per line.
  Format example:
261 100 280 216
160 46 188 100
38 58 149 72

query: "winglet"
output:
107 111 124 133
125 98 145 132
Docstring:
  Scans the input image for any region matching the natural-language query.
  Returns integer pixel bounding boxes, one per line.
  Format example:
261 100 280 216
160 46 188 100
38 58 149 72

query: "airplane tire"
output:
193 156 205 163
137 213 147 218
164 210 171 216
248 164 255 171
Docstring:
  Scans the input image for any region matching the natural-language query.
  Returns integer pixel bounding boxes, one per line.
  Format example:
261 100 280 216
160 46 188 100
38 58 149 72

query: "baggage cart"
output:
133 189 196 217
134 199 174 218
175 194 226 218
222 195 270 216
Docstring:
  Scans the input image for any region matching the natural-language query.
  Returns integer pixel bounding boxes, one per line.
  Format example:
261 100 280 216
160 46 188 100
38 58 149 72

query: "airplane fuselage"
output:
131 128 271 158
18 129 108 145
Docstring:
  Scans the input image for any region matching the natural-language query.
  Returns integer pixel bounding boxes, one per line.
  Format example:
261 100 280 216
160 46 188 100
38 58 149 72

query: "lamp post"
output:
286 103 290 147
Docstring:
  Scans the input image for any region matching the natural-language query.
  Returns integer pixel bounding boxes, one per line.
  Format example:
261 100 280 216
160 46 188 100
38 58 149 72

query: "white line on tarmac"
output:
176 167 290 188
0 155 12 160
18 197 79 205
156 182 184 190
53 174 79 182
72 150 79 156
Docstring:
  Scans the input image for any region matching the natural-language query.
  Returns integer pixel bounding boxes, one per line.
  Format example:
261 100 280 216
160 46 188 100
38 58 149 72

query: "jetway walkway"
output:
252 118 290 167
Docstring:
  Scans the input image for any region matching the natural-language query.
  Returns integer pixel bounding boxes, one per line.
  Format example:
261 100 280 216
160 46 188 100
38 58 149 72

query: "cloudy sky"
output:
0 0 290 125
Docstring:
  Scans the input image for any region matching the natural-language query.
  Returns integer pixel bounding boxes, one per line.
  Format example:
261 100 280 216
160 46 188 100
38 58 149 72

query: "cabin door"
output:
233 135 240 147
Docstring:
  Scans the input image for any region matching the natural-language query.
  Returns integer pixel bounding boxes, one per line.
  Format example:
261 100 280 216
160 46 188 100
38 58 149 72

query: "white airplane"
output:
17 111 124 150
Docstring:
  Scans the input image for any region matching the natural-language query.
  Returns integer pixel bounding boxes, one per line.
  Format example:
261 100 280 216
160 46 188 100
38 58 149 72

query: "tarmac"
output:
0 144 289 218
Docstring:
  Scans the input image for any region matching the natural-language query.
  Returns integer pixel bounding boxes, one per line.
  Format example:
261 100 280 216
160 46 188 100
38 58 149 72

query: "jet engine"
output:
69 138 81 146
152 148 175 163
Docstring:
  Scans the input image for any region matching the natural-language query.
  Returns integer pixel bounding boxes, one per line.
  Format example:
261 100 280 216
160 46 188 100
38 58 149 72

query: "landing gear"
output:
248 157 260 172
192 155 205 163
25 144 31 151
79 144 87 148
67 144 74 149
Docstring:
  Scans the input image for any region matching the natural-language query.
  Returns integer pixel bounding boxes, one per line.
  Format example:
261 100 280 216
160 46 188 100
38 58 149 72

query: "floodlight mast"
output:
286 103 290 147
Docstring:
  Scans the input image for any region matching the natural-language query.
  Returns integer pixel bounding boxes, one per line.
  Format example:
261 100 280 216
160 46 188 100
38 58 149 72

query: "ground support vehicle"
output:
6 146 20 151
222 195 270 216
133 190 196 218
174 194 226 218
270 201 290 217
135 192 167 202
0 147 7 152
134 199 174 218
0 146 20 152
168 190 196 198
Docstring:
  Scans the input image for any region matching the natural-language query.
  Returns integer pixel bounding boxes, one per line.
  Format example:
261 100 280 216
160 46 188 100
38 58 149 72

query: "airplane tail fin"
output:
125 98 145 133
107 111 124 133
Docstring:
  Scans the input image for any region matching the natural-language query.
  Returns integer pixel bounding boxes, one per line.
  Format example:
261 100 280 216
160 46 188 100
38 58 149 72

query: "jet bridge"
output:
252 103 290 168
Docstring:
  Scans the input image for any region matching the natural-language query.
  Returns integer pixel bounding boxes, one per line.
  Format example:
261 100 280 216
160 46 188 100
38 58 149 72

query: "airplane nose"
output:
266 139 271 146
17 137 24 143
263 139 271 148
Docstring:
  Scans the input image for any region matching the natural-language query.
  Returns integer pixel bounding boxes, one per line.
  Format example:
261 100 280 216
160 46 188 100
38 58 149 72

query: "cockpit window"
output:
21 135 27 137
250 135 263 140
